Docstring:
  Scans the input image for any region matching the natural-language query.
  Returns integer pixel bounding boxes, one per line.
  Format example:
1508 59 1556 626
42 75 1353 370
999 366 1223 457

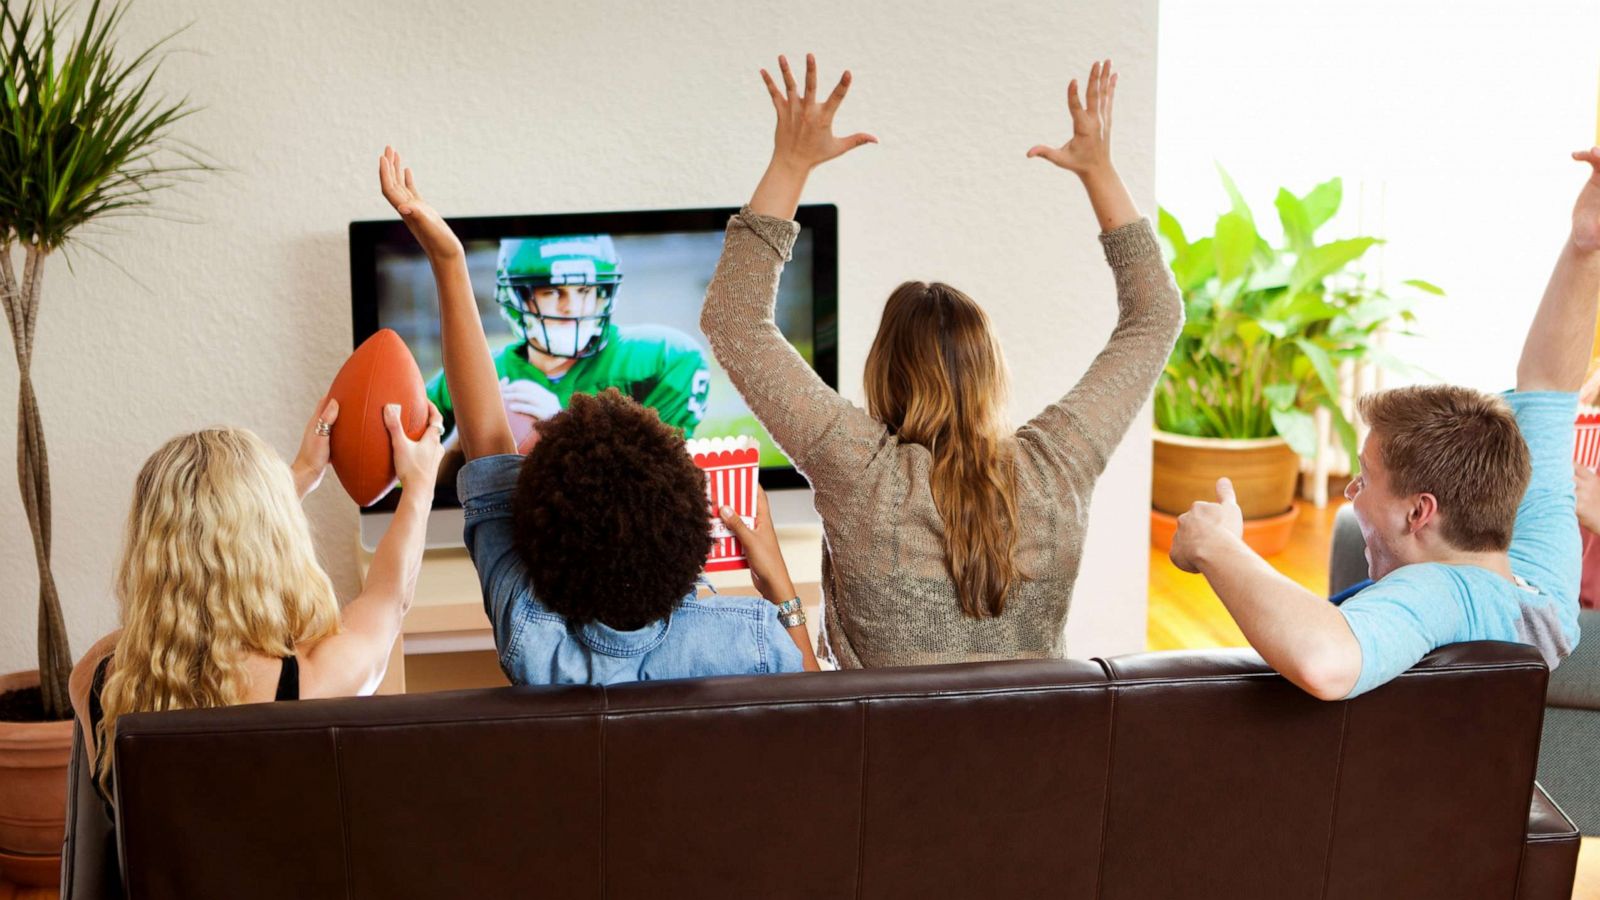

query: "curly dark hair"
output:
513 388 712 631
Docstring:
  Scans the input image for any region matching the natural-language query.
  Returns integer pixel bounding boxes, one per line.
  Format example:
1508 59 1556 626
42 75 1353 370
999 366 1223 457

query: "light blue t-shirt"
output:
458 454 805 685
1339 391 1583 697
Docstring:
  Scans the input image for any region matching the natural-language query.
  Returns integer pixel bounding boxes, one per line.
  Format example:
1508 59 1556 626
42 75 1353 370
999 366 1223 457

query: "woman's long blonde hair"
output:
95 428 339 795
864 281 1022 618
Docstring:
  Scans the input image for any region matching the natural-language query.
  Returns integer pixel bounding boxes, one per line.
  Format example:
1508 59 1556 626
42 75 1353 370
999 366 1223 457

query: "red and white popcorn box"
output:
688 436 760 572
1577 406 1600 471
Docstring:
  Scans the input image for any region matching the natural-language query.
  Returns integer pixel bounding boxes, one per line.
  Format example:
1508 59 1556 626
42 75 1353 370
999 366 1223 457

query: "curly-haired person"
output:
376 148 818 683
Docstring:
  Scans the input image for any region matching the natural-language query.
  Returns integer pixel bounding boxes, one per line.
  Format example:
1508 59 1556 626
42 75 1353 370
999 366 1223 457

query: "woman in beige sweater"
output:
701 56 1181 668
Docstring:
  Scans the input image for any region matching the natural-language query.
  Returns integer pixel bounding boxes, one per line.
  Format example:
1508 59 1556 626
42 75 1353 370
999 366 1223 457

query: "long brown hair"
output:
864 281 1022 617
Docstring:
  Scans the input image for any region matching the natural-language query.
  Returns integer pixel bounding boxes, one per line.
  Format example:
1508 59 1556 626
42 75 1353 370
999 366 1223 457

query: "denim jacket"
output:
459 455 805 685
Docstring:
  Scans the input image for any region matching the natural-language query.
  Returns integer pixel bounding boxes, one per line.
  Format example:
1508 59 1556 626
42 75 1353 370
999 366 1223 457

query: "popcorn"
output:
687 436 760 571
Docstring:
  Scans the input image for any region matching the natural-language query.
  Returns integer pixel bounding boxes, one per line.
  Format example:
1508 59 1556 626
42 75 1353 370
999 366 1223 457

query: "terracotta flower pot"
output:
1151 430 1301 519
1150 504 1302 558
0 670 73 868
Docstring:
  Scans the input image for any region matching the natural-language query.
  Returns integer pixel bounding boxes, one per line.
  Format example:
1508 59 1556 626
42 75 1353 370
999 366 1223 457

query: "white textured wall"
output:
1157 0 1600 394
0 0 1161 675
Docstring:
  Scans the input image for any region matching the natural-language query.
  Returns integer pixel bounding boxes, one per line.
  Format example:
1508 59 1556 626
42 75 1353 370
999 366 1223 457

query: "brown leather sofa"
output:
63 644 1580 899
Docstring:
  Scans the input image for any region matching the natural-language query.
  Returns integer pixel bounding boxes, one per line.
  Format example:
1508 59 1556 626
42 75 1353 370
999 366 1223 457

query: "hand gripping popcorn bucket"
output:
1577 405 1600 471
688 436 760 572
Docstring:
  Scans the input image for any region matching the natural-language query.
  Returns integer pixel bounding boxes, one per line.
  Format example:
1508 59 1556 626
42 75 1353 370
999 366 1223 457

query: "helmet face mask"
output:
496 236 623 360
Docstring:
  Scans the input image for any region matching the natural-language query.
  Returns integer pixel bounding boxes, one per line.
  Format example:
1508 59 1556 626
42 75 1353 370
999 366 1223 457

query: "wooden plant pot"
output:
1151 431 1301 519
0 669 72 883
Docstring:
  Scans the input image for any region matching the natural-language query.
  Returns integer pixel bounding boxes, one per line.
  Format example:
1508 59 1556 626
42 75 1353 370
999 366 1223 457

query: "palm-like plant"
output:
0 0 205 719
1155 168 1441 469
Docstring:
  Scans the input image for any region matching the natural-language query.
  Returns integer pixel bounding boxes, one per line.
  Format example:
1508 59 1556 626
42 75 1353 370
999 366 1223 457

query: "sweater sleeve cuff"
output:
1098 217 1161 269
734 205 801 262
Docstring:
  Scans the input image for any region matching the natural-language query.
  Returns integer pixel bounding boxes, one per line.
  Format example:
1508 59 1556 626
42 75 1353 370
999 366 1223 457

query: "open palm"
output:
762 54 877 171
1573 146 1600 253
378 146 462 259
1028 59 1116 176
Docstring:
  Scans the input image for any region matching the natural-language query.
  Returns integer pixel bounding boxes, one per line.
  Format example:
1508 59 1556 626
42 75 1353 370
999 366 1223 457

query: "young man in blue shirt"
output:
1169 146 1600 699
375 147 818 683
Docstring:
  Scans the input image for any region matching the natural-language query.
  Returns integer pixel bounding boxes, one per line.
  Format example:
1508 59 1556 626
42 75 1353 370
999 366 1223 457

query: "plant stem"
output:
7 245 71 717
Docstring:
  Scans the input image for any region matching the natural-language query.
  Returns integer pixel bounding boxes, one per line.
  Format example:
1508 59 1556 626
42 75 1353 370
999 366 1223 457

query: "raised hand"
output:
291 396 339 499
378 146 463 260
1028 59 1117 178
385 402 446 493
1572 146 1600 253
1169 477 1246 574
762 53 877 173
748 54 875 220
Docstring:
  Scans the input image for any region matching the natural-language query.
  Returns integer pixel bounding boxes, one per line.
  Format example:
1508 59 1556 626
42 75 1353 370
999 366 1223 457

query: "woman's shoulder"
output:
69 631 121 719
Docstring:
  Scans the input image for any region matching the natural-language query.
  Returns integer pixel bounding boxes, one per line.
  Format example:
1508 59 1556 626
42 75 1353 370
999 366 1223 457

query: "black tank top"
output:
86 654 299 805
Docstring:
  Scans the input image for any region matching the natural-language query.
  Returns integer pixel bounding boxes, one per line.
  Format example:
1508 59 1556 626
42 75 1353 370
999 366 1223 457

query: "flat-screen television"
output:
348 204 837 531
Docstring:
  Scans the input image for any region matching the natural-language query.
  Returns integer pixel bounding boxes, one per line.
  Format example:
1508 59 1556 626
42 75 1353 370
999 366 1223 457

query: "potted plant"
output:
0 0 203 880
1150 168 1439 555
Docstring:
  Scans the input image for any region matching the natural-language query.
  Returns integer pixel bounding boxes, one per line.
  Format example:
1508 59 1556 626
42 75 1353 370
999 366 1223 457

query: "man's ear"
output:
1407 493 1440 535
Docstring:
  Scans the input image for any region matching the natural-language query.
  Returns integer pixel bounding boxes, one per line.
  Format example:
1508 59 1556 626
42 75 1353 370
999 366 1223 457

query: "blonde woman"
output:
702 56 1181 667
69 397 444 804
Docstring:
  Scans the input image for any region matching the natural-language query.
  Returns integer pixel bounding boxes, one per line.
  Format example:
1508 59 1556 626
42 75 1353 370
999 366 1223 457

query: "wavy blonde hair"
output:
95 428 339 796
865 281 1023 618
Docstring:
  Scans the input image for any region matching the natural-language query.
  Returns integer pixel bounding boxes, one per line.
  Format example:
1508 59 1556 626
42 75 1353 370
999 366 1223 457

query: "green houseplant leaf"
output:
1154 170 1438 484
0 0 209 718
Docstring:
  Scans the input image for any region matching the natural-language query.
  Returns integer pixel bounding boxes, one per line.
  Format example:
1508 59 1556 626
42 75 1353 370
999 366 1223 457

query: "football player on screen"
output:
422 233 711 452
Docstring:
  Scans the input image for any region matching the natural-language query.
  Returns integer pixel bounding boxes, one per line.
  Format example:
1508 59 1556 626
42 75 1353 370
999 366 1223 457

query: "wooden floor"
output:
1148 500 1346 651
1148 499 1600 897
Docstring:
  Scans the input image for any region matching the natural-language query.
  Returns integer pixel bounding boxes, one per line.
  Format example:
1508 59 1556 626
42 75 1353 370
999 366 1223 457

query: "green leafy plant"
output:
1155 167 1441 470
0 0 206 719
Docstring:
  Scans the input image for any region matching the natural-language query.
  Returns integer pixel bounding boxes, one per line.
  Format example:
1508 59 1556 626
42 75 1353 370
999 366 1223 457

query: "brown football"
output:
326 329 429 506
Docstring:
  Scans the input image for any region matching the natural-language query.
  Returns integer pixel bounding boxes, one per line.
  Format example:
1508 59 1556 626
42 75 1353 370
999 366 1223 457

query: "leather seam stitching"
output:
331 726 355 900
1317 702 1350 900
600 689 609 900
854 699 869 899
1093 682 1118 899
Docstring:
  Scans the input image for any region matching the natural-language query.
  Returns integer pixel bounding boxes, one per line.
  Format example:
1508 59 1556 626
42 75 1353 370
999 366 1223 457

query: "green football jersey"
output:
426 323 711 436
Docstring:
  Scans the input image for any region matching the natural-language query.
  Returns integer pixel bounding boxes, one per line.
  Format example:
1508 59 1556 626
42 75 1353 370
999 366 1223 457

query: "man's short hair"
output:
1356 385 1531 552
513 388 711 630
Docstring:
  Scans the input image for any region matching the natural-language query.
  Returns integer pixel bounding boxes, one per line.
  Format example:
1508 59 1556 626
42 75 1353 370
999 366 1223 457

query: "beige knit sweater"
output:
700 208 1182 669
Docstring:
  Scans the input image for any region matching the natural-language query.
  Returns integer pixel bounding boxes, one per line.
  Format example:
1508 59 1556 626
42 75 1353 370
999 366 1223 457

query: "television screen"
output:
349 205 837 511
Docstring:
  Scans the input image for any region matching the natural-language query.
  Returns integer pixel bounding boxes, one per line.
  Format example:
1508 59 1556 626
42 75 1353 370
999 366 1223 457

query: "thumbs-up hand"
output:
1169 477 1247 574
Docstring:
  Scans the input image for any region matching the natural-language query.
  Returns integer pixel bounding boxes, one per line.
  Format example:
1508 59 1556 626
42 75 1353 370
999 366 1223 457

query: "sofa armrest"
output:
1329 505 1369 597
1516 782 1580 900
1547 609 1600 709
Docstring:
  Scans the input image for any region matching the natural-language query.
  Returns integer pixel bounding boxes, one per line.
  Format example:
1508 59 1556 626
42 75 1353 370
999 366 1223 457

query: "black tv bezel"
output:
348 203 838 511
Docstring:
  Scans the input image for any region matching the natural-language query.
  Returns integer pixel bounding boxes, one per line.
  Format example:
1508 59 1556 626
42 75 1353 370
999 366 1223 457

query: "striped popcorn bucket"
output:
688 436 760 572
1578 407 1600 471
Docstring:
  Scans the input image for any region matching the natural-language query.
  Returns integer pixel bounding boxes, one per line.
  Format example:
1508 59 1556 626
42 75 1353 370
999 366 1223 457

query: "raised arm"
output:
701 55 886 486
1026 60 1140 232
301 404 445 696
1517 148 1600 392
1169 478 1362 700
1018 61 1183 479
378 147 516 459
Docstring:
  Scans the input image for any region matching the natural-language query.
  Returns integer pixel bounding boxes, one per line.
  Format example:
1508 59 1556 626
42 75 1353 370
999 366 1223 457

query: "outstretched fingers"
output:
778 54 797 97
1576 146 1600 175
1085 61 1101 116
822 69 853 115
804 52 817 101
760 68 783 108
